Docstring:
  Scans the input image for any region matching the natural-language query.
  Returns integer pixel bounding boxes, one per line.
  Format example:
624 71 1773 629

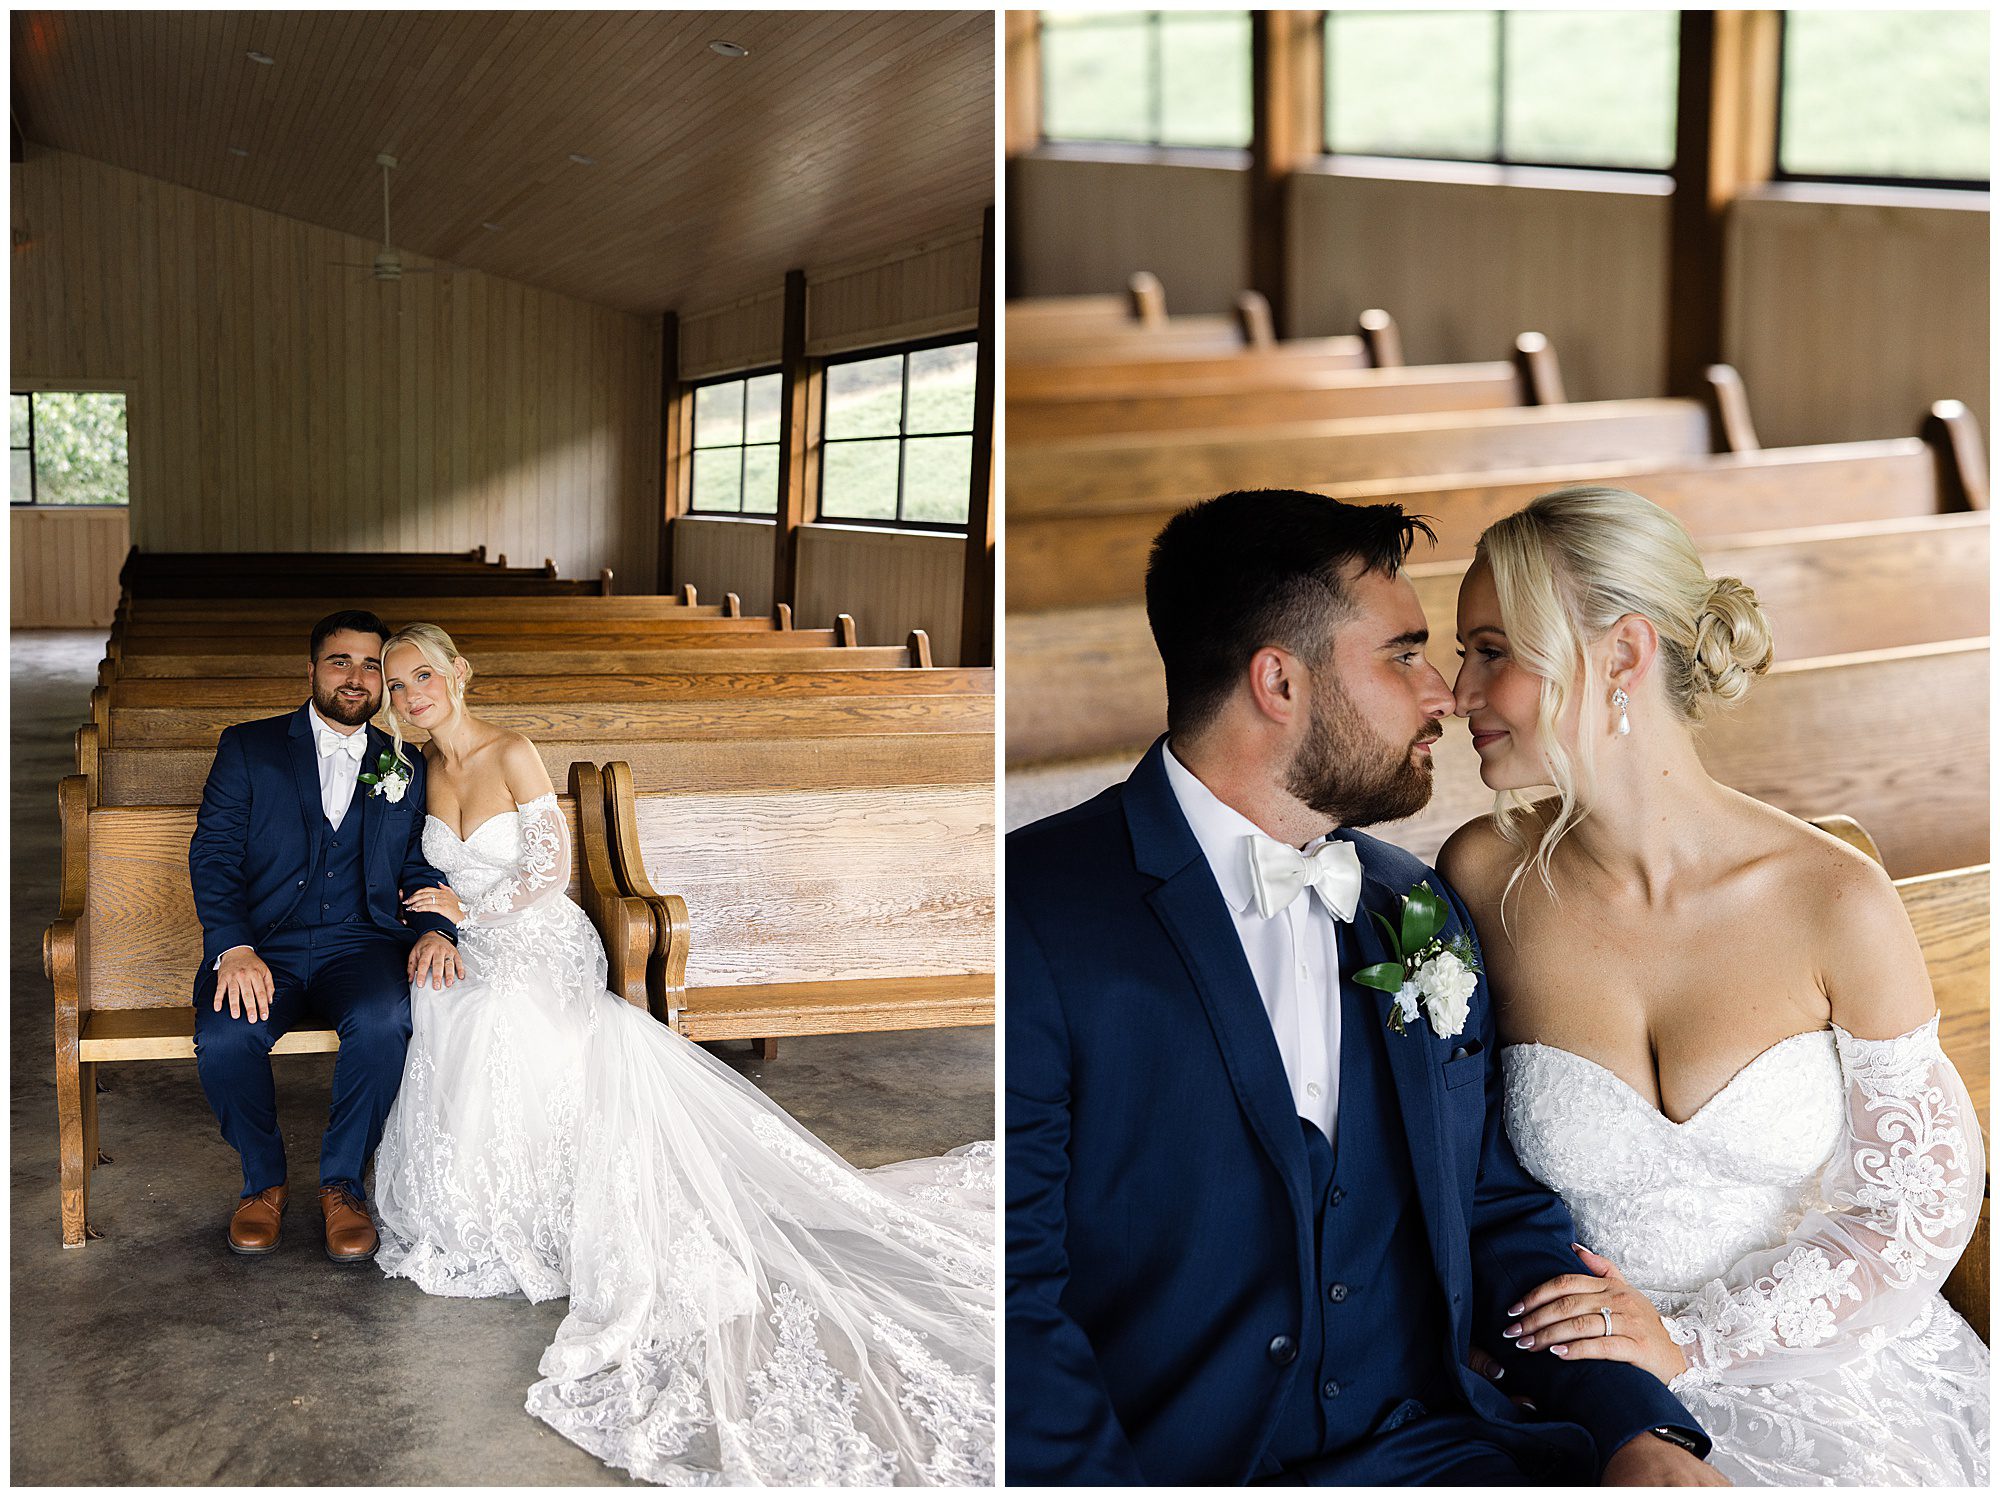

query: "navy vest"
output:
1264 982 1456 1469
299 788 368 927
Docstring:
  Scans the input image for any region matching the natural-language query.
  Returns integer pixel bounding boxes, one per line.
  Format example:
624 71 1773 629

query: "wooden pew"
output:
1006 639 1989 882
1008 395 1726 510
41 762 653 1247
1009 514 1992 762
117 586 723 626
1008 404 1989 611
599 761 994 1050
1008 334 1565 443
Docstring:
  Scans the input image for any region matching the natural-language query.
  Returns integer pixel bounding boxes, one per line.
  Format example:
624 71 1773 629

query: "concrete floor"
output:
10 629 997 1485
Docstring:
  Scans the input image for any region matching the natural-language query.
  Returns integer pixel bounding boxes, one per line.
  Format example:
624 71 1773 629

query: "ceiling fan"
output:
331 154 446 283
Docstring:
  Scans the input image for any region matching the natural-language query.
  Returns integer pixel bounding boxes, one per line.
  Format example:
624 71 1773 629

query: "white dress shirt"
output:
309 703 367 827
1163 742 1344 1143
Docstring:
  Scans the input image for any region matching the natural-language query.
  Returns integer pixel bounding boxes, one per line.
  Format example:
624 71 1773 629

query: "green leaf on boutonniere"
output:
1352 961 1406 994
1368 909 1403 956
357 772 379 785
376 752 397 772
1400 882 1446 952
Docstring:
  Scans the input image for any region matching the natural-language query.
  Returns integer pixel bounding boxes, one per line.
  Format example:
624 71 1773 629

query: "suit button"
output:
1267 1335 1296 1367
1322 1380 1341 1399
1328 1282 1348 1303
297 879 304 887
1330 1187 1345 1207
326 871 334 878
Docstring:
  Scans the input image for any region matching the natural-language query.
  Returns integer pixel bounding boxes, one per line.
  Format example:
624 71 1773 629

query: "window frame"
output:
1770 11 1990 193
9 387 132 509
1037 10 1253 154
1319 10 1678 177
685 364 783 519
816 330 978 535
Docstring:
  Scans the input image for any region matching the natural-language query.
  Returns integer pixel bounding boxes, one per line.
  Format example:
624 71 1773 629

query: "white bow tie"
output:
317 728 366 762
1245 834 1363 922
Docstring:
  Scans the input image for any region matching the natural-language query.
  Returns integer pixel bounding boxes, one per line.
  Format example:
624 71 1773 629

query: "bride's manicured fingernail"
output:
1518 1336 1535 1349
1571 1242 1590 1255
1502 1323 1522 1338
1507 1302 1524 1316
1549 1344 1569 1357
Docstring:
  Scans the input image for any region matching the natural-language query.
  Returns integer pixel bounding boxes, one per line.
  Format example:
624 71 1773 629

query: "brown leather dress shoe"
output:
318 1185 379 1264
227 1184 288 1255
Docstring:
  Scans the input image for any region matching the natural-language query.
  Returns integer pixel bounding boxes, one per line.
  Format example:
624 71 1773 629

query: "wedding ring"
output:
1599 1306 1614 1337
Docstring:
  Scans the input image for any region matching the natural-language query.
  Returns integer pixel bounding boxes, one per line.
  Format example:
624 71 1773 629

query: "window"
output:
819 339 977 529
1040 11 1252 149
10 391 129 506
1778 11 1988 186
688 370 780 516
1325 10 1677 171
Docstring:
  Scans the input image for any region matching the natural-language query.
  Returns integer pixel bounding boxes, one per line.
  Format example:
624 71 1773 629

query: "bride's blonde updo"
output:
381 621 476 765
1476 485 1774 908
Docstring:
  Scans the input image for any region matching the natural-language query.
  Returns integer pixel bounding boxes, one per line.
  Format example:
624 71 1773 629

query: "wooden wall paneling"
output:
10 508 128 627
11 147 660 583
1726 192 1991 447
805 229 983 356
1286 166 1673 402
680 290 785 380
771 267 812 609
796 525 964 666
959 205 997 667
1007 152 1251 313
1668 10 1779 399
673 516 777 618
658 309 686 592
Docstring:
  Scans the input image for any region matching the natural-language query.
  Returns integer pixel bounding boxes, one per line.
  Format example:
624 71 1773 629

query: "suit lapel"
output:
286 704 326 866
1126 740 1311 1216
1340 842 1467 1283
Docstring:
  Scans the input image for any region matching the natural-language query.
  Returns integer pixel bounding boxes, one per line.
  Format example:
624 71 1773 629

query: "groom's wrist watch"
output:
1647 1426 1703 1456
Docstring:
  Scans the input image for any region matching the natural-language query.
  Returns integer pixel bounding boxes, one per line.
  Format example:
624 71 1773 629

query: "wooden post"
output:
1005 11 1041 158
1250 11 1323 338
770 269 813 612
958 205 998 668
1667 11 1780 398
655 311 687 597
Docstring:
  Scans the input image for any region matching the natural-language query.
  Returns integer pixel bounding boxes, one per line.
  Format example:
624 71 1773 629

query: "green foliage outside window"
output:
821 342 977 527
10 391 129 506
1041 11 1252 149
1781 11 1989 183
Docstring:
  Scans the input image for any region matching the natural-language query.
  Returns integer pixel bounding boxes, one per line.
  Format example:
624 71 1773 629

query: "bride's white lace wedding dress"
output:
369 794 995 1486
1505 1019 1987 1485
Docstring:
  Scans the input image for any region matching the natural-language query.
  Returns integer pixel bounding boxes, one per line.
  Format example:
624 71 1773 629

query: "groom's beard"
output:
312 681 380 727
1285 677 1439 829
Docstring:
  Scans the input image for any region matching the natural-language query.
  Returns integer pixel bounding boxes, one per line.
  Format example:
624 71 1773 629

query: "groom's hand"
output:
408 932 464 990
215 946 275 1023
1602 1433 1729 1486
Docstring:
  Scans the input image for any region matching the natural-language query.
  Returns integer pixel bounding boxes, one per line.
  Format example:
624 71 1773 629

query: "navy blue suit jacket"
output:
188 704 458 967
1006 739 1706 1484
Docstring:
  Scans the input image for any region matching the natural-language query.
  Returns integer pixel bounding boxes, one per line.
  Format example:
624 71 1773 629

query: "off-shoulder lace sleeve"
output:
1664 1013 1983 1389
460 793 569 928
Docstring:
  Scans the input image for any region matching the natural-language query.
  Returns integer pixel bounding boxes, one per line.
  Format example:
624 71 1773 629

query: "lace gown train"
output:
1504 1020 1987 1485
370 795 995 1485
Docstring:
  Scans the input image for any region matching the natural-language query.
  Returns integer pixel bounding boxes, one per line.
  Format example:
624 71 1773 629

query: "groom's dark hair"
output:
1145 490 1435 736
309 610 391 661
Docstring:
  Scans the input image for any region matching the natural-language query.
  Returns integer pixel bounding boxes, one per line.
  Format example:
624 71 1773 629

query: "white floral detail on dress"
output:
373 798 996 1485
1503 1014 1987 1486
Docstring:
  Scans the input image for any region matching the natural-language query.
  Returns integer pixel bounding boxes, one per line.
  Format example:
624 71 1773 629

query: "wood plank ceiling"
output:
11 10 994 315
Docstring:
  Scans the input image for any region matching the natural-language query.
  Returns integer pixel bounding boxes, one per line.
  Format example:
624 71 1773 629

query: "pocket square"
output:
1448 1040 1484 1062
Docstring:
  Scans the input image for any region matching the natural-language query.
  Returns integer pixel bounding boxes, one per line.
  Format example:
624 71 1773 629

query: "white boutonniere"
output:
1352 881 1482 1038
358 750 411 804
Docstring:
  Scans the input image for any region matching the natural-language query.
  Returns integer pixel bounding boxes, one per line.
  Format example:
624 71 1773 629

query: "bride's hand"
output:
1504 1244 1689 1387
404 883 466 924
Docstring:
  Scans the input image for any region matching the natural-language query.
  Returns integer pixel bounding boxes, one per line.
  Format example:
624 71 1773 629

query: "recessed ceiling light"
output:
227 146 249 157
708 40 749 58
481 221 502 232
246 50 275 65
568 153 597 166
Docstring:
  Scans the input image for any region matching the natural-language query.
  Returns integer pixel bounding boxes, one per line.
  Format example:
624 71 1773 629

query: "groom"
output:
189 609 462 1262
1007 492 1719 1484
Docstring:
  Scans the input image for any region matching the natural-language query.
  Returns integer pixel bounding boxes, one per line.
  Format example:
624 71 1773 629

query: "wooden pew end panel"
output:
1927 400 1990 513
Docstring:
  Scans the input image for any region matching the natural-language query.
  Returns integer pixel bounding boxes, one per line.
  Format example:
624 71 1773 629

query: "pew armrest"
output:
600 761 691 1025
566 761 654 1012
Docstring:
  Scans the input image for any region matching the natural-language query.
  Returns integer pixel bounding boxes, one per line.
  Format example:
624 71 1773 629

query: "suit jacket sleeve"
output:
1005 909 1146 1484
398 754 459 944
1439 875 1711 1470
190 728 259 966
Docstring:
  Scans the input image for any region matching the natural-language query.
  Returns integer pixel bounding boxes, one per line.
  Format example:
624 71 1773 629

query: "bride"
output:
365 623 994 1486
1437 486 1986 1485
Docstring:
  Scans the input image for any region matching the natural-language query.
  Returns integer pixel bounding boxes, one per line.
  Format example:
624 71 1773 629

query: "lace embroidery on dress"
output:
373 796 996 1485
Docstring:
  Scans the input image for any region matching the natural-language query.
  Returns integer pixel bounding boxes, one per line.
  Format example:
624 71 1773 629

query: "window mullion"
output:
27 394 36 506
895 353 912 524
1494 14 1508 165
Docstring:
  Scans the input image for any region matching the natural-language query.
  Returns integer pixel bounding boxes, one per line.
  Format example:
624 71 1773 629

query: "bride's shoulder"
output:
1437 803 1548 907
489 729 556 802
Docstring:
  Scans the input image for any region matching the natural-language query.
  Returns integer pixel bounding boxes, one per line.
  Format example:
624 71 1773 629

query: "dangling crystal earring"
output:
1612 687 1630 737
